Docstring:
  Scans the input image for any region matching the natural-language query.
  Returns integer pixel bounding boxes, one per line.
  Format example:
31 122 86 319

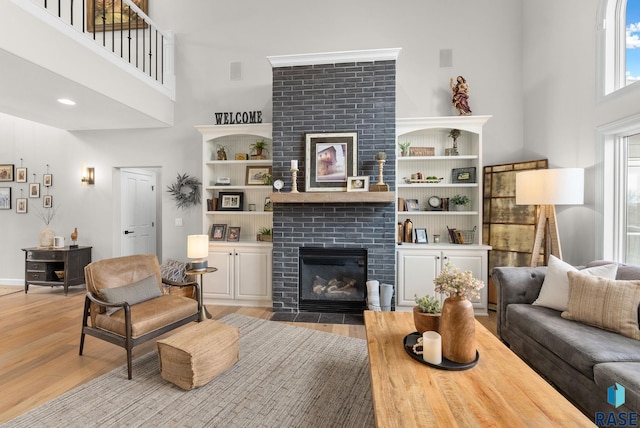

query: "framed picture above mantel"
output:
305 132 358 192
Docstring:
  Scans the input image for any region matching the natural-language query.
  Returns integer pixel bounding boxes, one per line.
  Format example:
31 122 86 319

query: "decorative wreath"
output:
167 173 202 209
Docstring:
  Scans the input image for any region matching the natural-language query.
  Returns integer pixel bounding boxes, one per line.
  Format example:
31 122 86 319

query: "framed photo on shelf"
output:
264 196 273 212
0 164 14 182
245 165 272 186
210 224 227 241
305 132 357 192
29 183 40 198
346 176 369 192
43 174 52 187
217 191 244 211
16 198 27 213
43 195 53 208
0 187 11 209
415 228 428 244
16 167 27 183
226 226 241 242
406 199 420 211
451 167 476 183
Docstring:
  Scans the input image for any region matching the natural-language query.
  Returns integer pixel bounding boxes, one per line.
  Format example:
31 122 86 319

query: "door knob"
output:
124 230 134 235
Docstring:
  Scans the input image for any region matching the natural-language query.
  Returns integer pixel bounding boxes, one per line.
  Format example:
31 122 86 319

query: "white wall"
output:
522 0 640 264
1 0 526 283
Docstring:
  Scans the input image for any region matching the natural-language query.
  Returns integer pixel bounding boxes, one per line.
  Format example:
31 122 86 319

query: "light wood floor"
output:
0 286 496 424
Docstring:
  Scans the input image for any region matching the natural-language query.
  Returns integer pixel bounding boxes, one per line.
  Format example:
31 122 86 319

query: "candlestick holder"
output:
370 159 389 192
290 168 299 193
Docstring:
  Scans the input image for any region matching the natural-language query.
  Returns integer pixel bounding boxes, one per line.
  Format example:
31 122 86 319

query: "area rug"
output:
0 286 21 297
3 314 375 427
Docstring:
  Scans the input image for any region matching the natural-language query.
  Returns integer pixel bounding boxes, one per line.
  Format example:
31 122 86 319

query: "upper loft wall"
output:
152 0 524 166
0 0 174 130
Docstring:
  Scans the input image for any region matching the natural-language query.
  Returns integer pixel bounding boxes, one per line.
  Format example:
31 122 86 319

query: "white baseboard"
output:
0 279 23 287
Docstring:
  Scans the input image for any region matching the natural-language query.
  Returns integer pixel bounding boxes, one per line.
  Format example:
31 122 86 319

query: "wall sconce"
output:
81 166 95 185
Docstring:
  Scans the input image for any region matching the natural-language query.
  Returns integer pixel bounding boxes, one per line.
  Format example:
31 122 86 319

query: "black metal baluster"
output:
155 29 158 81
127 6 131 64
142 16 146 73
111 0 115 52
120 0 123 58
101 0 106 46
160 34 164 85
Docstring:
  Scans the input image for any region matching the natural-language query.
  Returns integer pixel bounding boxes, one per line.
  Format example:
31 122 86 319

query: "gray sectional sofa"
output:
491 260 640 420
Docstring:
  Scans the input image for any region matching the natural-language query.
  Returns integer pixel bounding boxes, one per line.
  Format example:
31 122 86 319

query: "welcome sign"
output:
214 111 262 125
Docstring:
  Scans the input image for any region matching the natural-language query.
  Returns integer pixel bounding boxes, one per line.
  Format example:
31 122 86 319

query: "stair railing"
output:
33 0 174 98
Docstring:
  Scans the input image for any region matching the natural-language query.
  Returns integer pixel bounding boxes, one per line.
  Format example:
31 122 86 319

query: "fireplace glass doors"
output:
298 247 367 314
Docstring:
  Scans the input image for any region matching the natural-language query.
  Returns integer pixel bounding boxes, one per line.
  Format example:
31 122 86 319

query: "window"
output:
627 0 640 85
599 119 640 262
625 134 640 263
599 0 640 95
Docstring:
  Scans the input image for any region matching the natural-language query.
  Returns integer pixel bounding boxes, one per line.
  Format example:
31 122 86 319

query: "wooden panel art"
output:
483 159 548 309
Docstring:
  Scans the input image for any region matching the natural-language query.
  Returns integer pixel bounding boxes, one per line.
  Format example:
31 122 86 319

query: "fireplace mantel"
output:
269 192 395 204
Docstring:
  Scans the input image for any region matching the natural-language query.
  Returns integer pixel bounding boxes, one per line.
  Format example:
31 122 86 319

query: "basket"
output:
457 229 475 244
447 226 476 245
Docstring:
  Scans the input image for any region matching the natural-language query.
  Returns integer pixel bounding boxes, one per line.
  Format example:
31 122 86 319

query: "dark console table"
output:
22 246 92 295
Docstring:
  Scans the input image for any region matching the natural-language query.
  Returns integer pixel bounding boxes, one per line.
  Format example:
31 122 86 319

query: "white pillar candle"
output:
422 331 442 365
291 160 298 169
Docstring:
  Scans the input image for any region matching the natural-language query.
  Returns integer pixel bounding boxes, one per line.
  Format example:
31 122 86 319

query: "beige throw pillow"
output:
561 271 640 340
532 255 618 311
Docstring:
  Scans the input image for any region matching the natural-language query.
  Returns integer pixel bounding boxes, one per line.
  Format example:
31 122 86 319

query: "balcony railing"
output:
33 0 174 98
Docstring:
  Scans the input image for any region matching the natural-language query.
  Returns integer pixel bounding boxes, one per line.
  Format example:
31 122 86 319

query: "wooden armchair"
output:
79 254 200 379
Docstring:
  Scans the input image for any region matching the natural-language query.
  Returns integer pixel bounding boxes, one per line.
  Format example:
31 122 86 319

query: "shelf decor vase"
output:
412 306 441 334
39 226 55 248
439 295 476 363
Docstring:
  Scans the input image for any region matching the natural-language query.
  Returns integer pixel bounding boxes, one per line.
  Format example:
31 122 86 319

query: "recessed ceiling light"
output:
57 98 76 106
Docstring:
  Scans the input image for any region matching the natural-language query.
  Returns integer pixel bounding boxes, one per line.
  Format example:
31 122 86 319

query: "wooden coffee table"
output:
364 311 594 427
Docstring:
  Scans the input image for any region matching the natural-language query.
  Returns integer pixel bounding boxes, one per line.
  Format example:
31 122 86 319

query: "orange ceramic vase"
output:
439 295 476 364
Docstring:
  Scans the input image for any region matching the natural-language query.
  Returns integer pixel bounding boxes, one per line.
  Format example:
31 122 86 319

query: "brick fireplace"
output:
268 49 399 313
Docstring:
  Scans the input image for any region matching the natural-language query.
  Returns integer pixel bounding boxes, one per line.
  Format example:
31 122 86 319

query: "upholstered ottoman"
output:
157 319 239 390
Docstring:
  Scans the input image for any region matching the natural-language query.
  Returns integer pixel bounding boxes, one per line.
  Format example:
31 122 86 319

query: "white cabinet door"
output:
203 248 233 299
444 249 488 314
397 247 489 314
235 247 272 301
202 245 272 305
397 249 441 307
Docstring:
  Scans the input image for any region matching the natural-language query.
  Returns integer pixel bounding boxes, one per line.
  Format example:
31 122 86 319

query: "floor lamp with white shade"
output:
515 168 584 267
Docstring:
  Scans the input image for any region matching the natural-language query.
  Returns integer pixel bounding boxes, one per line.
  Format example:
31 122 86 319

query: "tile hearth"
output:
270 312 364 325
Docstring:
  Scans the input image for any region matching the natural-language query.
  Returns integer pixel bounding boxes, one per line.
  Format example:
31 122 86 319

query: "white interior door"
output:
120 169 157 256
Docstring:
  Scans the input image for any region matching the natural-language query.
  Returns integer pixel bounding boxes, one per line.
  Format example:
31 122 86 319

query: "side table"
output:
186 267 217 321
22 246 92 295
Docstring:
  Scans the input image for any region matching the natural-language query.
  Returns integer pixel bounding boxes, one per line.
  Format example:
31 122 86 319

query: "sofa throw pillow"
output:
160 259 195 282
532 255 618 312
562 271 640 340
160 258 190 283
101 275 162 315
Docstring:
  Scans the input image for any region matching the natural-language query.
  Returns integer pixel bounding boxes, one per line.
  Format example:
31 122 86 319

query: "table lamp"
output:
516 168 584 267
187 234 209 271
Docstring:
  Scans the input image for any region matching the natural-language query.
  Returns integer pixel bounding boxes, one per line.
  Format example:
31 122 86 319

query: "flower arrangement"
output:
434 262 484 299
